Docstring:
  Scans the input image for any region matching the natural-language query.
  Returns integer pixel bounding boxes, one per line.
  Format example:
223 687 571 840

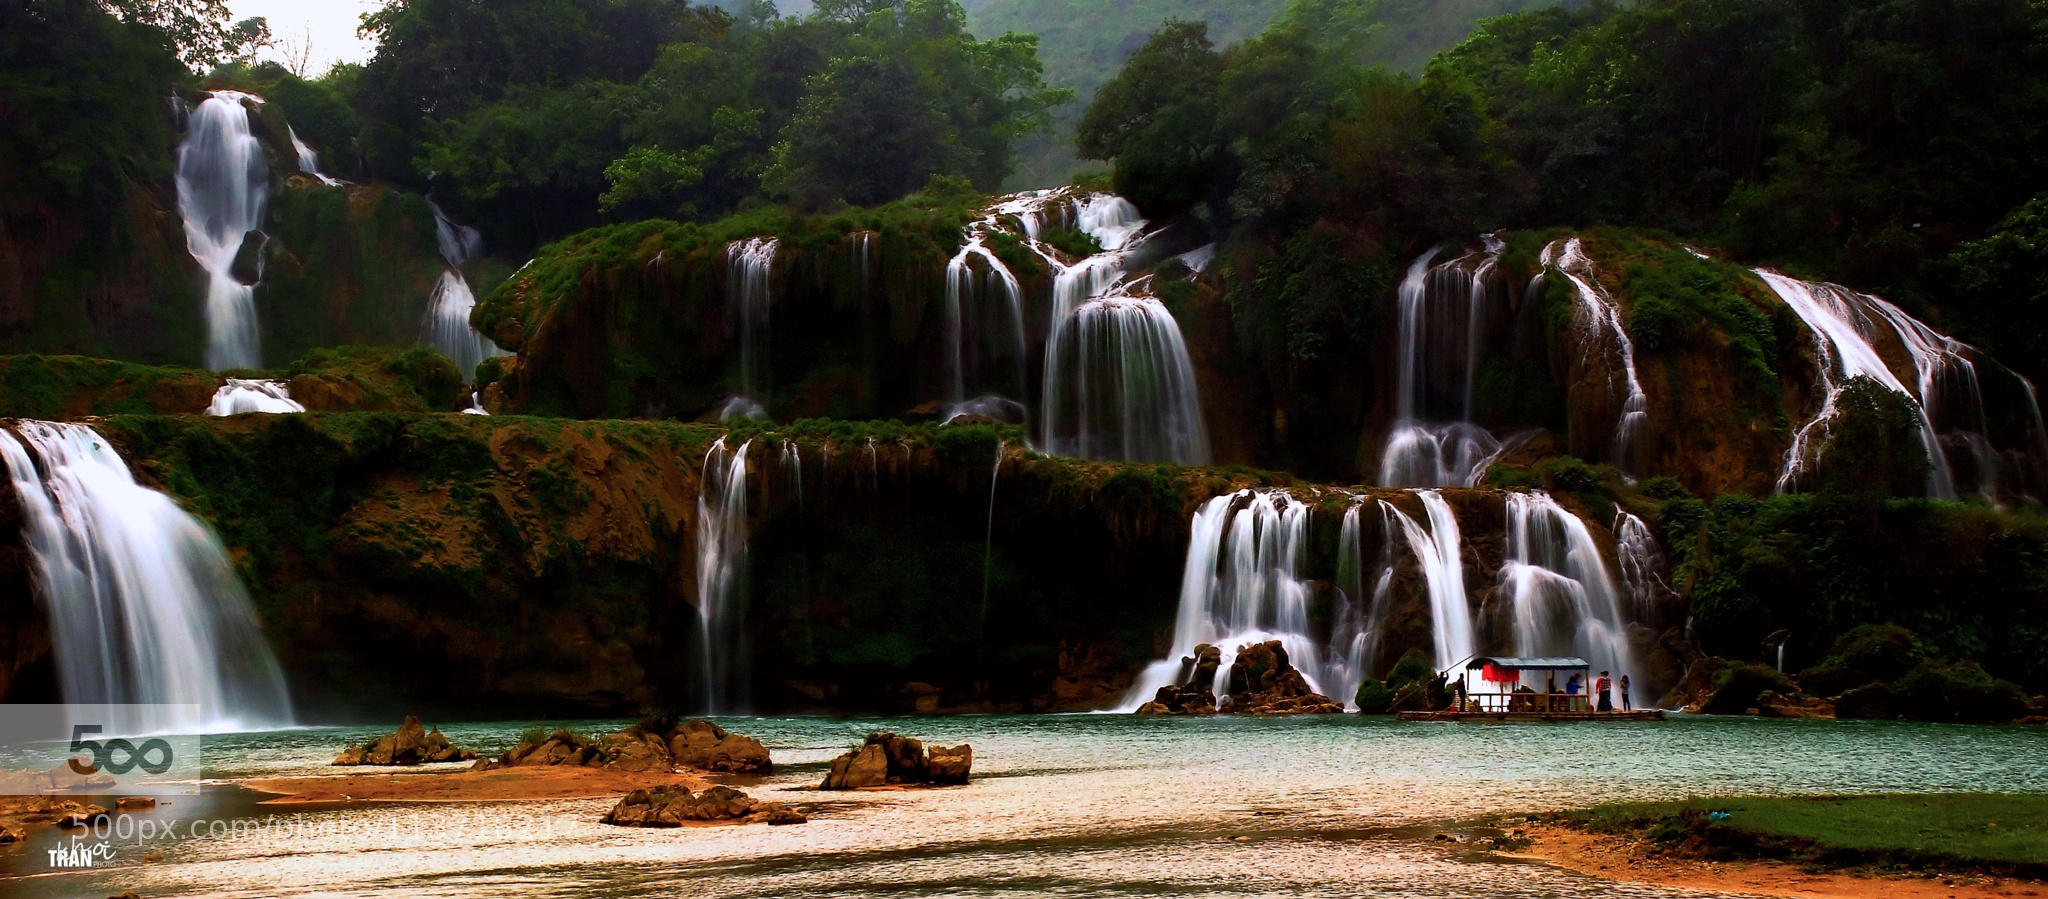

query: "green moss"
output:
0 354 218 418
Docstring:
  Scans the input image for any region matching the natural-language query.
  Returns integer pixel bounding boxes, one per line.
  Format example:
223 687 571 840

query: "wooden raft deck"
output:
1396 709 1667 722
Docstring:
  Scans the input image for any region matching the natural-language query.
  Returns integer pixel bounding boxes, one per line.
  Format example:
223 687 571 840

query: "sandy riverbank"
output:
1510 822 2046 899
237 765 711 804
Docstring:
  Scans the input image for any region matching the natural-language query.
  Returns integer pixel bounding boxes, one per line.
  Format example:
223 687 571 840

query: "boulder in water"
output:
333 716 478 766
475 719 773 774
1217 641 1344 715
665 720 772 773
600 784 805 827
228 230 268 285
820 733 970 789
1136 643 1222 715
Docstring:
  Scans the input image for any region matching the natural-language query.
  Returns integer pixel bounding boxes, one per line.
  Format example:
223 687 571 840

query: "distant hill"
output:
965 0 1568 188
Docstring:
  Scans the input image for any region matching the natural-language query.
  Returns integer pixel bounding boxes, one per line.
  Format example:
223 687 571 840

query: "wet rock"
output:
1753 689 1835 718
600 785 803 827
228 230 267 285
55 804 109 828
114 797 157 810
1219 641 1344 716
820 733 970 789
0 763 118 794
0 824 21 843
1136 644 1222 715
333 716 478 766
665 720 772 773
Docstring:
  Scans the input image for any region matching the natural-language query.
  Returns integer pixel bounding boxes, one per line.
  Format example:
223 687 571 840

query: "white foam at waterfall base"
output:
177 91 269 370
1 422 292 733
1116 491 1365 711
421 200 507 376
207 379 305 415
696 438 752 713
1499 492 1642 707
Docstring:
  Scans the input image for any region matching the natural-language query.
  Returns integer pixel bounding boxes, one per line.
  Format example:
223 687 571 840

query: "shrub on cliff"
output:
1798 624 1927 698
1353 678 1394 714
1892 660 2031 724
1700 663 1795 714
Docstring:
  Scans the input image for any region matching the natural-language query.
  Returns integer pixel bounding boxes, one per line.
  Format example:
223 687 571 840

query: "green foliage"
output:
1382 647 1436 688
1702 662 1795 714
1353 677 1394 714
1799 625 1926 697
1942 194 2048 384
285 345 465 411
100 0 253 70
1038 227 1100 259
1815 377 1931 501
1892 660 2032 724
0 355 216 419
1074 21 1226 217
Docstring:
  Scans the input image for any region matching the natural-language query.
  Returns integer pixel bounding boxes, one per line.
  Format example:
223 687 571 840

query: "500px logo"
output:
66 725 176 776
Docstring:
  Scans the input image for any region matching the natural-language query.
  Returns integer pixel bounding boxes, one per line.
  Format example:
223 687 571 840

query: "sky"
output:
227 0 379 77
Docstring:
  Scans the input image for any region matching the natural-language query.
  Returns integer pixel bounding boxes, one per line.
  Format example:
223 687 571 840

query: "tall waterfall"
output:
1117 490 1365 709
1382 490 1474 670
1498 492 1640 706
1036 193 1210 463
943 223 1028 415
420 200 507 377
1 422 292 732
176 91 269 370
1379 240 1514 486
1541 238 1649 471
724 238 778 420
696 438 752 713
207 379 304 416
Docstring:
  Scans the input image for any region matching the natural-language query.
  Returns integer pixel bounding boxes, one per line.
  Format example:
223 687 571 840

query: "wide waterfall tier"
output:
1757 269 2048 501
420 200 507 378
1497 492 1641 708
176 91 270 370
696 437 752 713
1118 486 1668 712
1 421 292 732
1379 239 1517 487
723 237 779 419
1541 238 1649 474
207 379 304 416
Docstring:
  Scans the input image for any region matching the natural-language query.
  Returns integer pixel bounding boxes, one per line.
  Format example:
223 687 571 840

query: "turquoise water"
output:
4 714 2043 896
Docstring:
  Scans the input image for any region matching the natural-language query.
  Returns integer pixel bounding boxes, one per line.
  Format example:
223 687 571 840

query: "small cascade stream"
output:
724 237 778 420
421 200 507 377
1614 511 1667 622
696 438 752 713
942 222 1029 417
287 126 342 187
207 379 304 415
1 422 292 733
1541 238 1649 472
176 91 269 370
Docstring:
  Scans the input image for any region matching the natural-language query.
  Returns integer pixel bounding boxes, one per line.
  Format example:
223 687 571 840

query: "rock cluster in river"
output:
601 784 806 827
332 715 478 765
1137 641 1342 715
474 719 772 774
820 733 972 789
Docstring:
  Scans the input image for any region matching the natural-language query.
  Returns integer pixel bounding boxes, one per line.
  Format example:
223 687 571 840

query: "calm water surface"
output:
4 714 2043 897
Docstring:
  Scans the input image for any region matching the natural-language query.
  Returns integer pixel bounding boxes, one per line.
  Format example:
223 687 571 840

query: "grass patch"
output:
1561 794 2048 877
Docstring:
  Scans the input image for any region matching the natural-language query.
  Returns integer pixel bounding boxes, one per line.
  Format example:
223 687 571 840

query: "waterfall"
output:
206 379 304 415
1379 240 1514 487
1039 285 1210 464
1 422 292 733
695 438 751 713
462 390 489 415
1116 490 1364 710
1328 503 1378 705
420 200 507 377
1036 193 1210 464
1499 492 1641 706
778 440 803 511
979 440 1003 643
1381 490 1474 671
943 227 1028 413
1541 238 1649 471
176 91 269 370
725 237 778 419
286 126 341 187
1613 511 1667 623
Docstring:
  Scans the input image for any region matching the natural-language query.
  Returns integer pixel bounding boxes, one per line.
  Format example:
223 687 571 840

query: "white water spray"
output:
176 91 269 370
695 438 751 713
421 200 506 377
206 379 304 416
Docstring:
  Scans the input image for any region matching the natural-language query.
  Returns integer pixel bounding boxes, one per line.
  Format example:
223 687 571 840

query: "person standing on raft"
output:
1619 674 1632 711
1595 670 1614 712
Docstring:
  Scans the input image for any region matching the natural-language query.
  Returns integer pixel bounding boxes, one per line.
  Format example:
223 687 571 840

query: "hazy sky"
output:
228 0 379 76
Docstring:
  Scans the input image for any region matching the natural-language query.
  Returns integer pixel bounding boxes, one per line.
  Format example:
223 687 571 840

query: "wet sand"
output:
1512 822 2046 899
238 765 710 804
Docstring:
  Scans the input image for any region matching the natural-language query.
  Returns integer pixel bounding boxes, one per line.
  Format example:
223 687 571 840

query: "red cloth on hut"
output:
1480 662 1519 684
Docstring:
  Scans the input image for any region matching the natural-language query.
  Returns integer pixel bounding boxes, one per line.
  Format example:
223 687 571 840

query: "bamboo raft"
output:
1396 655 1666 723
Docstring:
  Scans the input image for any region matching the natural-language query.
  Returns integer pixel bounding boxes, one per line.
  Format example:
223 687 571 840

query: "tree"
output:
98 0 249 69
1817 377 1932 501
1074 21 1226 217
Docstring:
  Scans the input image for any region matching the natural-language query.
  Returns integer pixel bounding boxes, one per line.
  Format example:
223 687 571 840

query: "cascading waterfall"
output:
943 223 1028 415
206 379 304 415
1613 511 1667 623
1381 490 1475 671
1379 240 1516 487
1118 490 1364 710
1036 193 1210 463
462 391 489 415
695 438 752 713
287 126 341 187
779 440 803 512
1498 492 1642 707
1541 238 1649 471
421 200 506 377
176 91 269 370
1 422 292 732
724 237 778 420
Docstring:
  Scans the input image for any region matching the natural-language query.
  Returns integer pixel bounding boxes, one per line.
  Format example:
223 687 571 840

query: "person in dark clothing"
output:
1619 674 1632 711
1595 670 1614 712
